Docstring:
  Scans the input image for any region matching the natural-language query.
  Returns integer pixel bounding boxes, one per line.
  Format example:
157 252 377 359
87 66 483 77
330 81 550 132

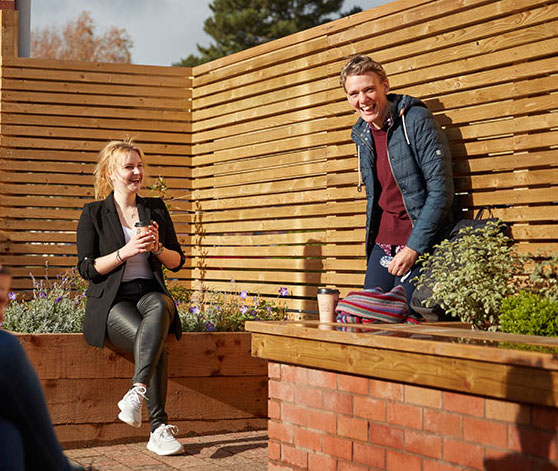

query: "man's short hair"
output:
340 55 388 91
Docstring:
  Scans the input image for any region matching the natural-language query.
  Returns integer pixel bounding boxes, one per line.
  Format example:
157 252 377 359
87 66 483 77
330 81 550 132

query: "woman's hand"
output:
119 227 156 260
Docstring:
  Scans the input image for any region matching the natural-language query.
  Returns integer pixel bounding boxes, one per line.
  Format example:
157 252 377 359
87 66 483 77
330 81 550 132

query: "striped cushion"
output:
335 286 418 324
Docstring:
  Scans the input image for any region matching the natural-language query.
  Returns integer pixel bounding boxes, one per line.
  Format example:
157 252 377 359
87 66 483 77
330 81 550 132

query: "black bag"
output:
410 208 510 321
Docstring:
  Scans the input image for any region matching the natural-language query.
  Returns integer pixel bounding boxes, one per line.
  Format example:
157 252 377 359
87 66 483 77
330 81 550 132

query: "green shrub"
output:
414 220 523 330
5 268 288 333
178 283 289 332
4 268 87 333
499 291 558 337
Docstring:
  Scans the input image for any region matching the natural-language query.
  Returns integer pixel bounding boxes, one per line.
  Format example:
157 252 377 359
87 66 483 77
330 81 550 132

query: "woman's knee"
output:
137 292 174 321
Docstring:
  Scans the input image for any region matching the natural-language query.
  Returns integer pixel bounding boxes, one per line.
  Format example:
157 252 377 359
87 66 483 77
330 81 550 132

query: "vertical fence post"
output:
0 8 18 59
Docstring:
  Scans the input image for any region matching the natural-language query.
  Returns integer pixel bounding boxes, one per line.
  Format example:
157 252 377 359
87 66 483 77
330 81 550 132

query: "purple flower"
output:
189 305 201 315
250 309 257 317
240 290 248 299
279 287 288 297
175 300 181 306
54 297 62 304
205 321 215 332
8 292 16 301
39 291 47 299
240 305 248 314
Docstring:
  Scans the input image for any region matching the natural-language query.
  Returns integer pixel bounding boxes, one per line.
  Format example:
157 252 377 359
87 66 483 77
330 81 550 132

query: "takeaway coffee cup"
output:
135 221 155 250
317 287 340 323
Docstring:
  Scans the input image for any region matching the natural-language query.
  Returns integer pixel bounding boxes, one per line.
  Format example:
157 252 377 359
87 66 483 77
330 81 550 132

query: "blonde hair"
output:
340 55 388 91
93 140 148 199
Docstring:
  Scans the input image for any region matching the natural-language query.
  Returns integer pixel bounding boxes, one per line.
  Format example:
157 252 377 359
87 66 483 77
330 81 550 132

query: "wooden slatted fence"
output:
0 0 557 315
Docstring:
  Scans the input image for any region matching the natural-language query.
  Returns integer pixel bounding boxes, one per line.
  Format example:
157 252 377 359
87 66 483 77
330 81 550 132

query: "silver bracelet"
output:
152 242 164 256
116 250 124 264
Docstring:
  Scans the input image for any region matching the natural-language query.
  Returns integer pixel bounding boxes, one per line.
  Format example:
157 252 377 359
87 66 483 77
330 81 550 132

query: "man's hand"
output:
388 246 418 278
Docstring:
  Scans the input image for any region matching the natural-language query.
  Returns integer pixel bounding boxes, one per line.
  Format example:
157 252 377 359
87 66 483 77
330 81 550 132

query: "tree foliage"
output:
31 11 133 63
176 0 361 66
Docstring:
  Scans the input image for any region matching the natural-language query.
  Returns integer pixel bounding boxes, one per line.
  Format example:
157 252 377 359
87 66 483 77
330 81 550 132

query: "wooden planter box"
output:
15 332 268 448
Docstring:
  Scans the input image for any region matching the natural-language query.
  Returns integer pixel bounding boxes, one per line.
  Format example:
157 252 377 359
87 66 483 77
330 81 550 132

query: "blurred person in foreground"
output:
340 55 454 307
76 140 185 456
0 264 90 470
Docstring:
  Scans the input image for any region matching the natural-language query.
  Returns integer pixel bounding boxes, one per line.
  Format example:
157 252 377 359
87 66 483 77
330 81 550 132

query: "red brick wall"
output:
267 362 558 470
0 1 15 9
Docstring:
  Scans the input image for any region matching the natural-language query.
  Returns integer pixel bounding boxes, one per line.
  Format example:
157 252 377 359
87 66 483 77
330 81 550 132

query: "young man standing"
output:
340 55 455 305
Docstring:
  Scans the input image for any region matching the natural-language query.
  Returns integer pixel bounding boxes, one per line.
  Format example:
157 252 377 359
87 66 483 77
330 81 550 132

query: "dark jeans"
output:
0 330 71 471
364 243 422 307
106 279 175 432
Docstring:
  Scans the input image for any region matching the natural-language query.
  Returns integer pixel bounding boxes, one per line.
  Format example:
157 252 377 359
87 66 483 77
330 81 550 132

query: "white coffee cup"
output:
317 287 340 323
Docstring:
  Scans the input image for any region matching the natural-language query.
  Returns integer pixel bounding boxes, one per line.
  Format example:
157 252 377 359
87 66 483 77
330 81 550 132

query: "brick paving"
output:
65 431 268 471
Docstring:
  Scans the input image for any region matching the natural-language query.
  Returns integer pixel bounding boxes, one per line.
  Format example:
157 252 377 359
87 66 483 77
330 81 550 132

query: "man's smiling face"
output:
344 71 390 129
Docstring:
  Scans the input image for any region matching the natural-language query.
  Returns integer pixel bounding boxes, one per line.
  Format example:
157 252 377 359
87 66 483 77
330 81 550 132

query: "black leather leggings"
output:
106 279 175 432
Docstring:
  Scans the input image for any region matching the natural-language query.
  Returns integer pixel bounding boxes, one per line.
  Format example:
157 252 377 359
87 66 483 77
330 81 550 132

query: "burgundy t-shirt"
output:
370 124 412 245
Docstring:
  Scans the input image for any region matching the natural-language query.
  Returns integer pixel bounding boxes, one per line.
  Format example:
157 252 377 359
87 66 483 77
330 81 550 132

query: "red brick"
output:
269 400 282 420
308 453 337 471
424 409 462 438
353 395 386 422
295 384 323 408
338 415 369 441
443 391 484 417
405 429 442 459
532 406 558 430
338 374 369 395
295 365 310 385
484 448 531 471
369 422 404 449
268 420 294 444
322 390 353 415
270 380 294 402
282 443 308 469
486 398 530 424
269 362 281 379
509 424 557 460
463 416 507 448
338 462 369 471
294 426 323 452
443 437 484 469
338 461 369 471
322 435 353 460
308 369 337 389
268 440 281 460
386 449 421 471
404 384 442 408
353 441 385 468
420 459 467 471
283 403 308 426
369 379 404 401
268 463 293 471
387 402 422 429
281 364 298 383
307 409 337 434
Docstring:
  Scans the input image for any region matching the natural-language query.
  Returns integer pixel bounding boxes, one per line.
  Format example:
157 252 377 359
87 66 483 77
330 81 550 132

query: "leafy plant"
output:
414 220 523 330
179 283 289 332
499 291 558 337
4 267 87 333
522 255 558 303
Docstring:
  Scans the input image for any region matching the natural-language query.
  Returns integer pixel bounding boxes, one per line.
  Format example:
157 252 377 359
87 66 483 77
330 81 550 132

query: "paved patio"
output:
65 430 268 471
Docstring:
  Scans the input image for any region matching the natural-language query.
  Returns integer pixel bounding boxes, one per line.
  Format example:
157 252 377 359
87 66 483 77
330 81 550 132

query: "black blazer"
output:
76 193 185 348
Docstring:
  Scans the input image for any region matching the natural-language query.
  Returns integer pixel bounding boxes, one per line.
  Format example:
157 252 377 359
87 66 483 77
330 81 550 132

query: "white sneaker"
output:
147 424 184 456
117 385 147 428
